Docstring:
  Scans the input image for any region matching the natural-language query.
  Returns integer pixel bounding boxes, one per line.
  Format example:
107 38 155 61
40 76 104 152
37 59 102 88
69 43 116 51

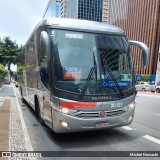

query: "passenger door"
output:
40 31 52 129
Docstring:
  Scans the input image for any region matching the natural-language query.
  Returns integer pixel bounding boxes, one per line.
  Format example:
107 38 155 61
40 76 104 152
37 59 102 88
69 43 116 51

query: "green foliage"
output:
17 65 35 83
0 64 8 76
0 36 21 70
141 74 150 82
17 65 26 74
17 64 35 74
0 39 3 63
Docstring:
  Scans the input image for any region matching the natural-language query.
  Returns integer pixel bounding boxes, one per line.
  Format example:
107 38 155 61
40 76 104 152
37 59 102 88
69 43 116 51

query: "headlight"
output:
128 101 136 109
122 101 136 111
60 107 78 115
50 102 77 115
61 107 70 114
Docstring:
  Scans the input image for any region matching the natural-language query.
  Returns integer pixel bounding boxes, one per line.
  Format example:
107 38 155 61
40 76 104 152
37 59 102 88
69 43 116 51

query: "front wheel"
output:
20 87 26 103
35 97 45 125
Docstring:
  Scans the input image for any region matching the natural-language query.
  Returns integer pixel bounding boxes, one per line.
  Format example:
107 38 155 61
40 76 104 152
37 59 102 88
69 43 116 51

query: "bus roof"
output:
36 18 125 35
24 18 125 46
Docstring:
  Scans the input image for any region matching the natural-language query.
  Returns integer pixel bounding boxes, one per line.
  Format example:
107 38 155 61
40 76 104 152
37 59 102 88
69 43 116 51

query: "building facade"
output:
109 0 160 75
66 0 109 23
65 0 78 19
60 0 68 18
67 0 103 22
43 0 109 23
43 0 61 19
102 0 109 23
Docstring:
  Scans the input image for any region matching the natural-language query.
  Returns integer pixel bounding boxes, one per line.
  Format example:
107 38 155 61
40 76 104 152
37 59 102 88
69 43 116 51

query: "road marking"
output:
121 126 133 130
153 113 160 116
12 84 34 151
143 135 160 145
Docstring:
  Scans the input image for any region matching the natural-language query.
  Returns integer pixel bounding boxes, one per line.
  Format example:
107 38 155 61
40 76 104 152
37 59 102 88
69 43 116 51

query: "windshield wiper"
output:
78 52 98 100
103 66 124 98
78 65 97 100
93 52 98 83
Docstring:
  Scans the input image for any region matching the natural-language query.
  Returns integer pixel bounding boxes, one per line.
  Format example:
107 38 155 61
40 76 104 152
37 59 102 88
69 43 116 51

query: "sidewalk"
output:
137 91 160 96
0 98 10 160
0 84 30 160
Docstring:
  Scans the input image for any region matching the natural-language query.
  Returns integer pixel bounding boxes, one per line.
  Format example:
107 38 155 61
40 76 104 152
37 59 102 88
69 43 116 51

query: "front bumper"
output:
52 107 135 133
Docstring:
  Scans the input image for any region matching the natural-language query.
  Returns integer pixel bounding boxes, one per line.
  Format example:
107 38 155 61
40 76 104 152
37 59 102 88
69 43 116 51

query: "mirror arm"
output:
129 40 150 66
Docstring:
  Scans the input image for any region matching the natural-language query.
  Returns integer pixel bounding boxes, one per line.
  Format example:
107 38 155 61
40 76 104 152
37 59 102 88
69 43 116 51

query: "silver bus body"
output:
19 18 149 133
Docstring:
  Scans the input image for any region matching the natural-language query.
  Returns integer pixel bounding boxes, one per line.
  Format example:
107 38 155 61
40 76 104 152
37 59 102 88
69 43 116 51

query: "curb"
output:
0 85 3 92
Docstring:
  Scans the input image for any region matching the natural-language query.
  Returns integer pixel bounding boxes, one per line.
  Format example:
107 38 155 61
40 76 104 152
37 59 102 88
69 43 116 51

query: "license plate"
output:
95 121 108 127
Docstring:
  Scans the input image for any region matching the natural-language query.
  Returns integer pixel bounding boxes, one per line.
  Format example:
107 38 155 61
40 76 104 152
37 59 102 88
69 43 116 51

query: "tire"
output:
35 97 45 125
22 97 26 103
20 87 26 103
142 88 146 92
135 90 138 95
156 88 160 93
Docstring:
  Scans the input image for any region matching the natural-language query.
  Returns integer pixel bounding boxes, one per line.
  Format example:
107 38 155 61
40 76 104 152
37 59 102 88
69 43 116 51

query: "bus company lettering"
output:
91 96 112 101
66 33 83 39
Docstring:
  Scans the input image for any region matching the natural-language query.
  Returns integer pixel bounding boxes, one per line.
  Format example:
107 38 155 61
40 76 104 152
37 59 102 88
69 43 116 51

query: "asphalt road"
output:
1 85 160 160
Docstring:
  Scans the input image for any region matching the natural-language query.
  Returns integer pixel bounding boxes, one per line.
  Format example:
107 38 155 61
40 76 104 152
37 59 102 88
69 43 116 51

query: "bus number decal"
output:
63 66 82 80
111 102 123 109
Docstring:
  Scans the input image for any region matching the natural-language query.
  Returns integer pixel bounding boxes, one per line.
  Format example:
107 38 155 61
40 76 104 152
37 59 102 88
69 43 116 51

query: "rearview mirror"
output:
40 31 50 61
129 41 150 66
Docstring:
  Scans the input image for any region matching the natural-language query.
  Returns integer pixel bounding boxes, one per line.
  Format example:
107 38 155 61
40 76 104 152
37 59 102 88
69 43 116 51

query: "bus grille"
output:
74 110 125 119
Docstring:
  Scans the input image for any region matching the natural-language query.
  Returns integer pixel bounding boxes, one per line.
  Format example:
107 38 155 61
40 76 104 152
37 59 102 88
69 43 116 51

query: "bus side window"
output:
40 31 50 89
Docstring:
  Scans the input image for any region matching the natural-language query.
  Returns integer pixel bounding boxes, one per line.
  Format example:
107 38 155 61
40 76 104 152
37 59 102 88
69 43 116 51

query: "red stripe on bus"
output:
60 102 96 109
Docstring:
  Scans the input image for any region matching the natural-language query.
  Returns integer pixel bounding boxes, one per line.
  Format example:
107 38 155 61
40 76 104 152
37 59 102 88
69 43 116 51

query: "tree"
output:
0 38 3 63
0 64 8 77
141 74 150 82
0 36 21 81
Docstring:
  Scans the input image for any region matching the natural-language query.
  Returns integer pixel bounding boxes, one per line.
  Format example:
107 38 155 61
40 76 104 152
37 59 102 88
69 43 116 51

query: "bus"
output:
19 18 149 133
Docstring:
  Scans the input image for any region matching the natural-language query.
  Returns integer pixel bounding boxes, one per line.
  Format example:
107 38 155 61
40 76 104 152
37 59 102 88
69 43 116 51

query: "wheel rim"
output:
156 88 160 93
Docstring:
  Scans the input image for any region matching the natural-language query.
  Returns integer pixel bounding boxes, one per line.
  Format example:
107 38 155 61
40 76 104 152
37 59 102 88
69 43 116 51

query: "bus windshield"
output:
50 29 133 96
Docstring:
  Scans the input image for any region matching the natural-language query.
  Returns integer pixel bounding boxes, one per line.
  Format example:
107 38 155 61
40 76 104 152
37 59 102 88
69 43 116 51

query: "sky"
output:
0 0 49 45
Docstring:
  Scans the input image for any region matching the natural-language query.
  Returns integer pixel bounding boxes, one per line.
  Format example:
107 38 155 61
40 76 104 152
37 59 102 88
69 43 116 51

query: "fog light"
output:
61 121 70 129
128 116 133 122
